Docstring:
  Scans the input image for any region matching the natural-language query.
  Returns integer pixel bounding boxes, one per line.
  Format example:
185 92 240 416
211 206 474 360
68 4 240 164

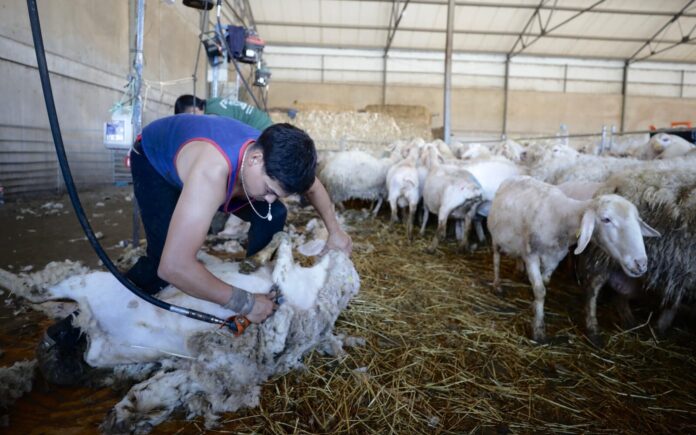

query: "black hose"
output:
26 0 239 333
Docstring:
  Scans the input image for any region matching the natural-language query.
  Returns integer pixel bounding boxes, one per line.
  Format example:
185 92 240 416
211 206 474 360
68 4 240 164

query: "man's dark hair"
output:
254 123 317 194
174 94 206 114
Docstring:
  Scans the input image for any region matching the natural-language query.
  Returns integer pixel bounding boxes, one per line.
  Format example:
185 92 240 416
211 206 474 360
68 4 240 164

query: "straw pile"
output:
364 104 433 141
270 110 403 152
157 206 696 434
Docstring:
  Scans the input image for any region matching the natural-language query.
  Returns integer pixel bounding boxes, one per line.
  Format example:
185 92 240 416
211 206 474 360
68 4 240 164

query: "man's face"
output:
242 149 287 203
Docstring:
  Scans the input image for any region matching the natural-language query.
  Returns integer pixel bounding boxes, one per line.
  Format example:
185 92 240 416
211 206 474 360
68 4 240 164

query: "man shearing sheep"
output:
38 114 352 385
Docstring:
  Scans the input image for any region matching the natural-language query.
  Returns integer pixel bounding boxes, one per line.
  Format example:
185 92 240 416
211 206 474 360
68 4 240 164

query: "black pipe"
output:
26 0 239 333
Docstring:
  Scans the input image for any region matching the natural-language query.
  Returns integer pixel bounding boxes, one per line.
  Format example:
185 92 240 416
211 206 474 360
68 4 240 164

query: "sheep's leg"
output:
461 208 478 252
388 194 399 224
492 244 502 294
615 295 636 330
429 207 451 252
420 206 430 236
585 274 607 346
656 303 679 336
525 255 546 343
240 232 287 274
607 271 640 329
455 219 463 242
370 197 383 218
406 201 417 241
474 218 486 243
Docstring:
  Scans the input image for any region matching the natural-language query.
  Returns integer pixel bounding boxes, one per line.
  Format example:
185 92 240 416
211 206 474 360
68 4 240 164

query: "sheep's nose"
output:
634 258 648 275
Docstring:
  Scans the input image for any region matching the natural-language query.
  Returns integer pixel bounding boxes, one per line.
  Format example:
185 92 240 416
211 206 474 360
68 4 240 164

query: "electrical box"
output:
103 106 134 150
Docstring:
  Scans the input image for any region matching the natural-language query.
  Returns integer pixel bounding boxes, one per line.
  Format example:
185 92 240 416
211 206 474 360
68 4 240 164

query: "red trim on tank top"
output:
223 139 255 212
172 138 232 193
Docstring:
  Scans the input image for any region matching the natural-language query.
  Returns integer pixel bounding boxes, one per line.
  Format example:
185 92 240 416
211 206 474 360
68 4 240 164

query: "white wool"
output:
3 235 359 432
102 248 359 432
0 260 89 304
317 145 403 212
217 214 250 239
212 240 244 254
297 239 326 257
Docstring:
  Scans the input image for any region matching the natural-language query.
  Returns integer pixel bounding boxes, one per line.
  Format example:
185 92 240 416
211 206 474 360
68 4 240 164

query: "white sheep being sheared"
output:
1 233 359 433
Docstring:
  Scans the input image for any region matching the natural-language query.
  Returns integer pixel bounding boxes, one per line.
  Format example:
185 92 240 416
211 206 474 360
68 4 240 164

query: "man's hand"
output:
321 228 353 256
245 293 277 323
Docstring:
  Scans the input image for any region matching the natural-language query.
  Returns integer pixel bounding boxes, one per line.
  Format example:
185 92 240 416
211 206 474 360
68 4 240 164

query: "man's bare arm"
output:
305 177 352 255
157 149 274 322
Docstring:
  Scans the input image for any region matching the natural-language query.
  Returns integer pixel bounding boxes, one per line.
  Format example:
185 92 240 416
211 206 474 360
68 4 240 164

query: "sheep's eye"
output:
601 217 611 224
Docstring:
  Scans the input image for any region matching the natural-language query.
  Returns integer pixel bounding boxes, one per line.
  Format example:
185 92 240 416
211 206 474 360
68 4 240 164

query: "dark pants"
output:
126 142 287 295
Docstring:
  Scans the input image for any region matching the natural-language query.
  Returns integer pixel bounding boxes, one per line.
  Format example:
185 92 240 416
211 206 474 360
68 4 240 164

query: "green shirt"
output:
205 97 273 131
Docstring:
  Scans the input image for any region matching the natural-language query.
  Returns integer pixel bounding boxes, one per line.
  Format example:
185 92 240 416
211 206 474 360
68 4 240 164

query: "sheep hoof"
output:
531 329 547 345
239 259 259 274
587 333 604 348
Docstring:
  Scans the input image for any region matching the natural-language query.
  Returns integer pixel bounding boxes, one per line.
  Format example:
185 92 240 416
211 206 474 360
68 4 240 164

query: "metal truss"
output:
627 0 696 64
507 0 606 58
385 0 411 54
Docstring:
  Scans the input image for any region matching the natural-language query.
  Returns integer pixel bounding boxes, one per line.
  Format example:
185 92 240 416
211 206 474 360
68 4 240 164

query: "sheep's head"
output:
575 195 660 278
650 133 672 153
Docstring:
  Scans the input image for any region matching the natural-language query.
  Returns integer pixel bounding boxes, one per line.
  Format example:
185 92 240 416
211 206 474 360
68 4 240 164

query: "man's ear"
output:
251 151 264 165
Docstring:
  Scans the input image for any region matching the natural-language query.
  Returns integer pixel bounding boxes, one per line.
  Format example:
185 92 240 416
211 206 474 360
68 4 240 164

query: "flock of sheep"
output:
318 131 696 344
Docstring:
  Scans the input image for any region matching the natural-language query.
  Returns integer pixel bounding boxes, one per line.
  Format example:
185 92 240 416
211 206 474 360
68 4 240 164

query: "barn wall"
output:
0 0 207 198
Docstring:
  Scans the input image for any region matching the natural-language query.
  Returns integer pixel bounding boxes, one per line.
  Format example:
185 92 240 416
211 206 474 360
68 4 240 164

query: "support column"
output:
443 0 455 144
382 54 388 105
502 54 510 137
620 60 628 133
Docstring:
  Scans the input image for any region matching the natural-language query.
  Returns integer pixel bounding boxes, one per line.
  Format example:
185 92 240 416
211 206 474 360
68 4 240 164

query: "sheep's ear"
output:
639 218 661 238
574 209 596 254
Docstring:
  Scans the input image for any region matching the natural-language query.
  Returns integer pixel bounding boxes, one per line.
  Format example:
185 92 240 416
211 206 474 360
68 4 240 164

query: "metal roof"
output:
247 0 696 63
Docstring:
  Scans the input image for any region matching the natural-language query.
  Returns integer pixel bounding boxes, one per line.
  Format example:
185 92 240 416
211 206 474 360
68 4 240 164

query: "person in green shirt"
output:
205 97 273 131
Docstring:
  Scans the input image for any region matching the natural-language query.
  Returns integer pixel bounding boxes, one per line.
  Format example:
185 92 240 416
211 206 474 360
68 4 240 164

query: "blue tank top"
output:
140 114 260 212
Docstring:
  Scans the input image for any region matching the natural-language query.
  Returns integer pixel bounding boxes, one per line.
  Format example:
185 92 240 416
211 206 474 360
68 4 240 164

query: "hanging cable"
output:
26 0 246 334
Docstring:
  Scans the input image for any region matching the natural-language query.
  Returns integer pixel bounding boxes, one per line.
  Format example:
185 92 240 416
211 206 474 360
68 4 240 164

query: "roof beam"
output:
509 0 607 58
627 0 696 63
265 40 696 65
385 0 410 54
507 0 546 56
323 0 696 17
256 21 696 46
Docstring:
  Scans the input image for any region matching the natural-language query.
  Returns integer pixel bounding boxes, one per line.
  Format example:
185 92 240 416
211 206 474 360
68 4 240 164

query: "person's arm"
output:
304 177 353 255
157 152 274 323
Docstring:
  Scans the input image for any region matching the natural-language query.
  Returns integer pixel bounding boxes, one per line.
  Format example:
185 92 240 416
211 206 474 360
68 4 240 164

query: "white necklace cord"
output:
240 147 273 221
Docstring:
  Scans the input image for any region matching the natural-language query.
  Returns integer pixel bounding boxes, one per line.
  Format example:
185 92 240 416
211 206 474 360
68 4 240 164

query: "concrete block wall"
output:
0 0 207 197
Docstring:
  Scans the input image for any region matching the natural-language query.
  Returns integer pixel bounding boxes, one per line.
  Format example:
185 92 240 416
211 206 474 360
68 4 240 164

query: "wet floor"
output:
0 186 142 433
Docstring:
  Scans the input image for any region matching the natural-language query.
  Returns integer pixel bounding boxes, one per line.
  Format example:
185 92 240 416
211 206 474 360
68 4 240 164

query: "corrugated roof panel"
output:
391 30 445 51
250 0 696 64
399 3 446 29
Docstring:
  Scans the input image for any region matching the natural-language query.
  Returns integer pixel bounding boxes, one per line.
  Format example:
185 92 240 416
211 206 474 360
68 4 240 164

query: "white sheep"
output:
1 233 360 432
318 143 403 216
650 133 695 159
488 176 659 342
491 138 526 162
386 144 421 240
420 144 483 251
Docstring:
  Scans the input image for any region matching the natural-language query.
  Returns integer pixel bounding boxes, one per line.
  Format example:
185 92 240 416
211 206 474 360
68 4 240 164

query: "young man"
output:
38 114 351 385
